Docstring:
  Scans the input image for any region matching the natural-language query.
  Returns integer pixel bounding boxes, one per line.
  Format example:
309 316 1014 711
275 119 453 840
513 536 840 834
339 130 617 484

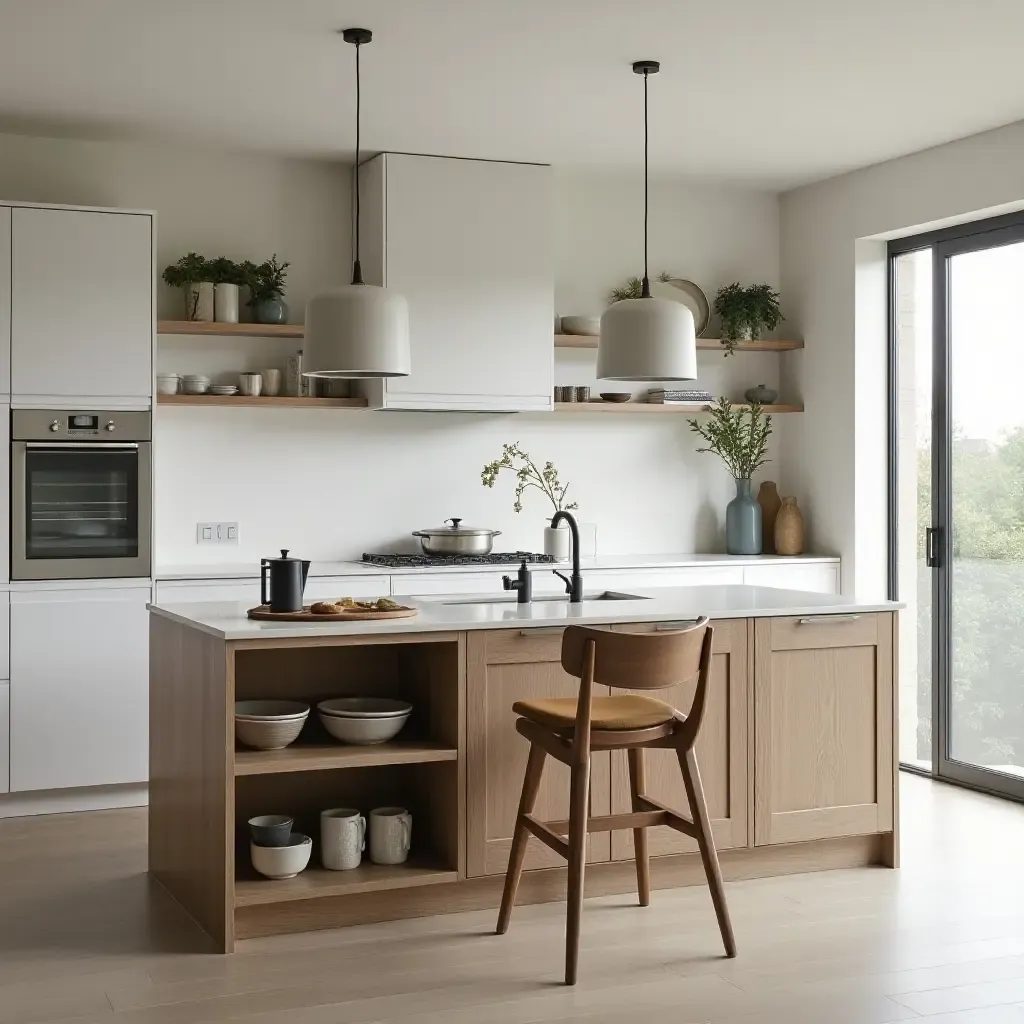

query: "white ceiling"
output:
2 0 1024 189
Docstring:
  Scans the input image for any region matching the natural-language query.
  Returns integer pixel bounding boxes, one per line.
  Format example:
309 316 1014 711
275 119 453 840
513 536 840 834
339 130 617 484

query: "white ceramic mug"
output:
261 368 282 397
321 808 366 871
369 807 412 865
239 372 262 397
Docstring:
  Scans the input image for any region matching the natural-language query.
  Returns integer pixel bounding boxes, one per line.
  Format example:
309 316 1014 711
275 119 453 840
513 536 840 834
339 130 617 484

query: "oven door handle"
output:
22 442 141 451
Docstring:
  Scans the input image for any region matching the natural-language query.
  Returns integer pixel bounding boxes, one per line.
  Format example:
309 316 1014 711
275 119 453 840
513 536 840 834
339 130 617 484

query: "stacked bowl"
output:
317 697 412 745
181 374 211 395
234 700 309 750
247 815 312 879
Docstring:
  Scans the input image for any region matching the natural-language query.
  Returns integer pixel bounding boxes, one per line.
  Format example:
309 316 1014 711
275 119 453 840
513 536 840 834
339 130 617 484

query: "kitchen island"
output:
149 585 900 951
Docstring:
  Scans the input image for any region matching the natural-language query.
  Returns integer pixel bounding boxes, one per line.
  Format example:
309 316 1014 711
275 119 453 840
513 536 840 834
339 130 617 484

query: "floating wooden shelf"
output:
234 853 458 907
234 740 458 777
554 334 804 352
157 394 367 409
157 320 304 338
554 401 803 414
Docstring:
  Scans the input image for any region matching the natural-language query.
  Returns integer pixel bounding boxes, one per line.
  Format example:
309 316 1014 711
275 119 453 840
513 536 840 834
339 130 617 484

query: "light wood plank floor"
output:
2 774 1024 1023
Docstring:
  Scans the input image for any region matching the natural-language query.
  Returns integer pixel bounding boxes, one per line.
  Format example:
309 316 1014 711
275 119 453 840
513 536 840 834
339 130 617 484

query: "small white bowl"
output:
251 833 312 879
156 377 180 395
235 700 309 750
235 700 309 720
180 381 210 395
318 708 411 745
559 315 601 337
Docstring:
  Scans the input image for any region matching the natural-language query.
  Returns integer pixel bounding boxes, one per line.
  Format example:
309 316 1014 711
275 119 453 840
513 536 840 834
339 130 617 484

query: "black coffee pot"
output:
260 549 311 612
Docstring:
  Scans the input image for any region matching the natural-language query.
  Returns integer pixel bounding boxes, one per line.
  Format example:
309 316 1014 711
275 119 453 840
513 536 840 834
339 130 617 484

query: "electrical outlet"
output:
196 522 239 545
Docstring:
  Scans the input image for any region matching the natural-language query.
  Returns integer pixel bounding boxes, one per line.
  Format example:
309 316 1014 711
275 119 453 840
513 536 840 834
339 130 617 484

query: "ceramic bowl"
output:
318 709 411 745
250 833 312 879
180 381 210 395
235 700 309 750
743 384 779 405
317 698 413 719
248 814 294 847
156 374 180 395
559 316 601 337
600 392 631 403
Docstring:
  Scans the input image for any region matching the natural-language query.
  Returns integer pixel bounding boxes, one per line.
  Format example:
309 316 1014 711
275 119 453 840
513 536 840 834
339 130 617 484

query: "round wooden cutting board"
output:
246 604 418 622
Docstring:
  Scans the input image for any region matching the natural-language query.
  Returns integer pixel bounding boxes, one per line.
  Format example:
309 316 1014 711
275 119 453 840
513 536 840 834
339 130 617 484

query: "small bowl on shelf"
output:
248 814 294 848
234 700 309 751
156 374 180 395
600 392 631 403
559 316 600 337
180 375 211 395
317 697 412 745
250 833 312 879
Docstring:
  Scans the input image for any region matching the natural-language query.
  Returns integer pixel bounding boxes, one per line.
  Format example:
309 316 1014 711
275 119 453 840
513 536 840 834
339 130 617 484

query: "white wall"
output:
780 119 1024 595
0 131 787 563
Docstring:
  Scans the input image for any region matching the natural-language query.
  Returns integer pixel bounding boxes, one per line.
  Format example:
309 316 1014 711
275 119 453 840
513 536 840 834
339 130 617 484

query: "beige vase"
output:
774 497 805 556
757 481 782 555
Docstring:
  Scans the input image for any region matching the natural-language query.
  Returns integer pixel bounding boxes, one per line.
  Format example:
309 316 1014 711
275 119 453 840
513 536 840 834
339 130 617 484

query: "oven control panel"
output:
13 409 152 442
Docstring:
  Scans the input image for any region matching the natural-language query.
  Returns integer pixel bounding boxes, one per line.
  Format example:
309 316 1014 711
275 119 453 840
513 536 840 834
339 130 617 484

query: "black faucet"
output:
550 510 584 603
502 560 533 604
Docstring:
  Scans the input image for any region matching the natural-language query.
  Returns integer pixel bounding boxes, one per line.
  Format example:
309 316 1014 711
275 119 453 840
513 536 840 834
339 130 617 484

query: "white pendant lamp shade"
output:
596 58 697 382
598 297 697 381
304 284 410 378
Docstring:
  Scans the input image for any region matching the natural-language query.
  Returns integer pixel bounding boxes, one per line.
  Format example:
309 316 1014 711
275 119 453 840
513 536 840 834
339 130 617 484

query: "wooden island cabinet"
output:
148 594 899 951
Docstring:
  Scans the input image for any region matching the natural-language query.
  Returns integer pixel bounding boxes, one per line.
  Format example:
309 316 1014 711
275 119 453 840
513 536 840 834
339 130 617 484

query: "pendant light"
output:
597 61 696 382
305 28 410 379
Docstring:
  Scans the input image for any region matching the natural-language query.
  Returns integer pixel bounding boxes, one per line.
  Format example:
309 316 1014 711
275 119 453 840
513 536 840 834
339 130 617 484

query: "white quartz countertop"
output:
149 585 897 642
153 553 840 582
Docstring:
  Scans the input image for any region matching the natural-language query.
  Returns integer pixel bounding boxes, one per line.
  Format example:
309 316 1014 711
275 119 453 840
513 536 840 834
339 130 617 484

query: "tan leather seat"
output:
512 694 676 732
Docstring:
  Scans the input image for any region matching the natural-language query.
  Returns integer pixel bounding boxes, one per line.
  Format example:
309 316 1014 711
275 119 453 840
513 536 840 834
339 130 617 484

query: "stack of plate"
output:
181 374 211 395
317 697 412 745
209 385 239 396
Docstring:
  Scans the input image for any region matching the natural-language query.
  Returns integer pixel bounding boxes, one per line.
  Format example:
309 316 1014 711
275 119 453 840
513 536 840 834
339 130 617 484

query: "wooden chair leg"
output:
564 755 591 985
496 743 547 935
627 747 650 907
678 746 737 957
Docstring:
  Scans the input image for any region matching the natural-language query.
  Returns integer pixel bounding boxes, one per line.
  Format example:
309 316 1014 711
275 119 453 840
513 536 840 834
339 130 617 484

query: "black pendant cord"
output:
641 67 650 299
351 37 363 286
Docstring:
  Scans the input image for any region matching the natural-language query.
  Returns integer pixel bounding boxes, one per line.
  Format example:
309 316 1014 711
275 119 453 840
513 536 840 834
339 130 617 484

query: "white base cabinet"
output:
10 585 150 792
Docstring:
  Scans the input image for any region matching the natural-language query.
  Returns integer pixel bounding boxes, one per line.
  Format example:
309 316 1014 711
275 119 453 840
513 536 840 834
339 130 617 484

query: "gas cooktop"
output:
362 551 557 568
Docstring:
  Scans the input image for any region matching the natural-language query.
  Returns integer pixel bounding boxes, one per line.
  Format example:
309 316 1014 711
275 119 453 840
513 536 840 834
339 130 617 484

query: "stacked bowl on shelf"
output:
317 698 412 744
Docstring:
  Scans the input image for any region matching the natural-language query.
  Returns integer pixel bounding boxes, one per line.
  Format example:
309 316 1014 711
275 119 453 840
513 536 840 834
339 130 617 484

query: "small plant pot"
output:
214 283 240 323
254 297 289 325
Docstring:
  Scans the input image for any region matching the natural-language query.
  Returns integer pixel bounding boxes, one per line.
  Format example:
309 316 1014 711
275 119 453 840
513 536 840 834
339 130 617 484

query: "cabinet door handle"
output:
796 614 861 625
519 627 563 637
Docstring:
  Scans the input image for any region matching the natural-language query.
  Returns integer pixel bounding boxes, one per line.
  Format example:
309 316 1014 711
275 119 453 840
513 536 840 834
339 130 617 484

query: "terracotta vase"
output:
774 497 805 556
757 481 782 554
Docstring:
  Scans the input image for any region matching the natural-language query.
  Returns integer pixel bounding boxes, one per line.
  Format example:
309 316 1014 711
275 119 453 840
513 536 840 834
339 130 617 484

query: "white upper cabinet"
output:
358 153 553 412
11 207 153 404
0 206 10 396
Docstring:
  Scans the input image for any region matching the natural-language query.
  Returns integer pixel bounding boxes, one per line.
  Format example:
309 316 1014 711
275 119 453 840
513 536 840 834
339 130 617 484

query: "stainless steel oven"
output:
11 410 152 580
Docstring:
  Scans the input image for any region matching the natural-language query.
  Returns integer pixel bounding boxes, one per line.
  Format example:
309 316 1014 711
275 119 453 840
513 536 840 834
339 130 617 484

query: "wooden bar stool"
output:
495 617 736 985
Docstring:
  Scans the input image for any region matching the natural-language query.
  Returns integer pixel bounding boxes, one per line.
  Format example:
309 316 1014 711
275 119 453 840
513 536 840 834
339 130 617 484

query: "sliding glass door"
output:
891 214 1024 800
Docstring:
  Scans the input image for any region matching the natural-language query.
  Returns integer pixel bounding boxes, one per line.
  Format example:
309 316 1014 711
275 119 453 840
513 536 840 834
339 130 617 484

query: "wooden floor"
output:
3 773 1024 1023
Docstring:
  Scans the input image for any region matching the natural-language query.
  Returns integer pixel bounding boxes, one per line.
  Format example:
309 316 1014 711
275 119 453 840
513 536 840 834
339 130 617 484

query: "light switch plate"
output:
196 522 239 545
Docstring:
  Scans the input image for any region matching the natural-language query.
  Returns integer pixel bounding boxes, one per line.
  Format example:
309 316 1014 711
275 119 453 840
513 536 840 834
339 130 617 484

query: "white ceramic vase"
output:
214 283 240 323
185 281 215 322
544 523 571 560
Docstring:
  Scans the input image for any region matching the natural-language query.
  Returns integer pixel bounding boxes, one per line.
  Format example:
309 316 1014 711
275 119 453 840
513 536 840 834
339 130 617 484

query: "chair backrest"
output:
561 619 715 746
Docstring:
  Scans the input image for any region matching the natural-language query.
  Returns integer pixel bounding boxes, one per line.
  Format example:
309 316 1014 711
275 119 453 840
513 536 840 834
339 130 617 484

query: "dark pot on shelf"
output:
744 383 778 405
255 297 289 324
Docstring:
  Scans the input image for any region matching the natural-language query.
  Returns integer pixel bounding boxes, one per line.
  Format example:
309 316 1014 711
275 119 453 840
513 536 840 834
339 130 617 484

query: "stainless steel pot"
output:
412 518 502 555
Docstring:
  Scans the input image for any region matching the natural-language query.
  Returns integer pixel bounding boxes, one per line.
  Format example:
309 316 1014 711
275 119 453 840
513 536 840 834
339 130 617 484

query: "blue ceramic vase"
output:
255 297 289 324
726 478 762 555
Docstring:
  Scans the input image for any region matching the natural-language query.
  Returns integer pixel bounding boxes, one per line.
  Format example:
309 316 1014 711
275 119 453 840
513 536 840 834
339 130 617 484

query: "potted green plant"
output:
243 255 291 324
608 270 672 303
481 442 578 558
712 282 784 354
688 398 772 554
162 252 214 321
206 257 244 324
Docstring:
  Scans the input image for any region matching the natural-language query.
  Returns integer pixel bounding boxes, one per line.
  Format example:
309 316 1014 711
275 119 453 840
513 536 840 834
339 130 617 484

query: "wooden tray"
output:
246 604 418 622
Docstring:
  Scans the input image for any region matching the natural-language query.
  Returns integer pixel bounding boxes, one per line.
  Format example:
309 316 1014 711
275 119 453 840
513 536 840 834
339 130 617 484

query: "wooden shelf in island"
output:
554 401 803 414
157 320 304 339
157 394 367 409
555 334 804 352
234 740 458 777
235 853 457 907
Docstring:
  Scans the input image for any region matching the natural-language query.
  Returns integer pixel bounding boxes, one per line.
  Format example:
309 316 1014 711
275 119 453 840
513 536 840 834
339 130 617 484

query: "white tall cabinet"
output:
357 153 553 411
10 585 151 793
0 206 10 397
10 206 153 405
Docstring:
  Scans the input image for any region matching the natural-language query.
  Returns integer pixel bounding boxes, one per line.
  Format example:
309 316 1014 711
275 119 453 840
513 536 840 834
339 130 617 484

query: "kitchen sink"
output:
439 591 650 606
